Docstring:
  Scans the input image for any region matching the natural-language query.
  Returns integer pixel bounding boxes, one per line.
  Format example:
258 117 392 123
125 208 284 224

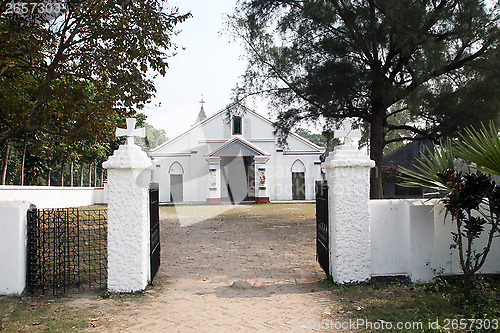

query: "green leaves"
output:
454 121 500 177
0 0 191 144
398 140 455 196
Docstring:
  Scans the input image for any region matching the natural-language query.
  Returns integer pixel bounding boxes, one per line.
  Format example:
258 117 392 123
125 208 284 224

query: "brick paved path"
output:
105 206 335 332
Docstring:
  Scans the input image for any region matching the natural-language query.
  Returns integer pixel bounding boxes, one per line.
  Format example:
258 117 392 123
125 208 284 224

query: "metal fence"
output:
27 207 107 295
149 183 160 282
315 180 329 277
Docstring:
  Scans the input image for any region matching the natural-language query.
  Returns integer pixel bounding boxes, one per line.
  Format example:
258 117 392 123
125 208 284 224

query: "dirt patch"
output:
98 203 335 332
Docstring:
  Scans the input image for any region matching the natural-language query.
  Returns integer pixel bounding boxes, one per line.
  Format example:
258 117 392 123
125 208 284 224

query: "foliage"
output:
399 123 500 300
135 113 168 151
0 0 190 146
295 128 339 160
398 141 455 197
455 121 500 177
438 171 500 299
230 0 500 198
0 117 165 186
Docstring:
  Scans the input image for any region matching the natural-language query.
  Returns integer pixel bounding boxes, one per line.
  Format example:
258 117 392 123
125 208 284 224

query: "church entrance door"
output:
292 172 305 200
221 156 254 203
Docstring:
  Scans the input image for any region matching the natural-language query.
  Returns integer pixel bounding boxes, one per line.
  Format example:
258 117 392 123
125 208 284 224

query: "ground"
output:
96 203 334 332
0 203 335 332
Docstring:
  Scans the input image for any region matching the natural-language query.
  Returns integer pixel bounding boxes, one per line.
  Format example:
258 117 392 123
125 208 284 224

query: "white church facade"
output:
149 103 325 204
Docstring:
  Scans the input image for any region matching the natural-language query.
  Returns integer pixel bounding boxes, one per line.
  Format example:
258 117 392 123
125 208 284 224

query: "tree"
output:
135 113 169 151
230 0 500 198
295 128 339 160
0 0 190 145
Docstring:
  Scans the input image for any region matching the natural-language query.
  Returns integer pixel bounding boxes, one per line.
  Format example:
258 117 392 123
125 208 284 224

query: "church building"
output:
149 102 325 204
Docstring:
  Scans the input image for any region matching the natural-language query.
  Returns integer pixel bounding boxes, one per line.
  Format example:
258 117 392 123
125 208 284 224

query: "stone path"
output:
103 206 337 332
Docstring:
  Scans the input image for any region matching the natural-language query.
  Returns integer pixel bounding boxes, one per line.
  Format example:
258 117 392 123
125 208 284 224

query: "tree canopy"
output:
230 0 500 198
0 0 190 146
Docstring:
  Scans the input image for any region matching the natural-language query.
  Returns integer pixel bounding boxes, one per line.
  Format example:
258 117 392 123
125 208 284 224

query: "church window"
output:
232 116 242 135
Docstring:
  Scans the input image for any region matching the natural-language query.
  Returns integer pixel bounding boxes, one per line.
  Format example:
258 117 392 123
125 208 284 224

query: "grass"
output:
0 296 93 332
323 276 500 332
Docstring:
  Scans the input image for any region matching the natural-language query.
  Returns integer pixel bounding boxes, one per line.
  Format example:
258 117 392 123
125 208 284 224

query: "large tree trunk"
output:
370 105 385 199
21 140 26 186
2 140 10 185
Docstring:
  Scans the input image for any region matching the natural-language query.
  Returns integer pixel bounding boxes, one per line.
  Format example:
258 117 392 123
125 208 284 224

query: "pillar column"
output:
205 157 221 204
323 120 375 284
254 156 270 203
102 118 154 292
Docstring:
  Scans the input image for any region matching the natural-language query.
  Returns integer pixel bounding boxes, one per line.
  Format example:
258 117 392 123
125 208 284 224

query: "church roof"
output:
148 102 325 155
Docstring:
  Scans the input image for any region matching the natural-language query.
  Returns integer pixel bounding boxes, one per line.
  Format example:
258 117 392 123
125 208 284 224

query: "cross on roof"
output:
335 119 361 147
199 95 205 109
116 118 145 146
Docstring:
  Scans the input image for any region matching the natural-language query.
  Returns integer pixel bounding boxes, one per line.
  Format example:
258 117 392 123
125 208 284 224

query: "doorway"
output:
291 160 306 200
170 175 183 202
221 156 254 203
169 161 184 202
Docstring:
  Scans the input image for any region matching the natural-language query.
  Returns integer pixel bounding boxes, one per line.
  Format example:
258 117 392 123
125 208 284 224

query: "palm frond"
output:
455 121 500 177
398 141 455 197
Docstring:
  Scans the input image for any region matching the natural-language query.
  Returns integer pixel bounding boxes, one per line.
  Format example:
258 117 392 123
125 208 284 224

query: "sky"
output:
143 0 255 139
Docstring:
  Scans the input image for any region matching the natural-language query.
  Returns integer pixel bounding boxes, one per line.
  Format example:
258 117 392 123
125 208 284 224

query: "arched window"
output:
232 116 242 135
169 161 184 175
291 159 306 173
291 159 306 200
169 161 184 202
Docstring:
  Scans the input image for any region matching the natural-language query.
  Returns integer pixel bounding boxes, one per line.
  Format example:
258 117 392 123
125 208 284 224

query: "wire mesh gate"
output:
315 180 330 276
26 207 107 295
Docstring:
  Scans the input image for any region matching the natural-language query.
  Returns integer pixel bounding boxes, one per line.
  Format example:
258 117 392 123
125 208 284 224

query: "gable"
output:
149 102 325 155
208 137 269 157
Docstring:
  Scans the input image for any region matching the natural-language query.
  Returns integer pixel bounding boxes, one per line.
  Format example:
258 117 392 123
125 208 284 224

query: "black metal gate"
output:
26 207 107 295
316 180 330 276
149 183 160 282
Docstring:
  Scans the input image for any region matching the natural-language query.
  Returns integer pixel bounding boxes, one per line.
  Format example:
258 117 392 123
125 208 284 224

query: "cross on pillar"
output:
335 119 362 147
116 118 145 146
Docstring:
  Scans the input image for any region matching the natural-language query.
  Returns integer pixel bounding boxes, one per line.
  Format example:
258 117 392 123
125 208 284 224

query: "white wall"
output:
0 186 105 209
370 199 500 282
0 201 31 295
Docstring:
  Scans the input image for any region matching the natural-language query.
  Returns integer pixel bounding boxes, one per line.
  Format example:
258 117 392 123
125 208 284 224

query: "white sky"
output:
143 0 258 139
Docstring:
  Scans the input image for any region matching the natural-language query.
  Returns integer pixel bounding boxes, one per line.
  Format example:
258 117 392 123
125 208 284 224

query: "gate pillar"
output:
103 118 154 292
323 120 375 284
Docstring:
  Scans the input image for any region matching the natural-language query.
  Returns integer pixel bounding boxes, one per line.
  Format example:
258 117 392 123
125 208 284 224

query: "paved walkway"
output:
104 206 336 332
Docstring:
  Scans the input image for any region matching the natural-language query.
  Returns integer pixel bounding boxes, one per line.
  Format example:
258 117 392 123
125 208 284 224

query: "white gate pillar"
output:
103 118 154 292
323 120 375 284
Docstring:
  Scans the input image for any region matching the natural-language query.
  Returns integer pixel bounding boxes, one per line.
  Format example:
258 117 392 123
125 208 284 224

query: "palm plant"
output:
399 122 500 301
398 139 455 197
454 121 500 177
